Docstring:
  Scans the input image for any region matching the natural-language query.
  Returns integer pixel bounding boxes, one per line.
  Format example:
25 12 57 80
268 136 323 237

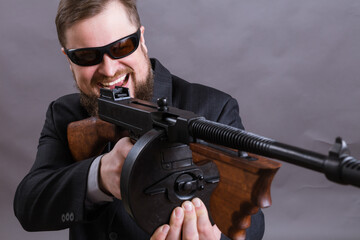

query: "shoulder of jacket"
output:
48 93 88 123
172 77 232 99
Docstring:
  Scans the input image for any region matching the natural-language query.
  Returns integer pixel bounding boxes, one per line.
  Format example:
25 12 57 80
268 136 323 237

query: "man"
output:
14 0 264 239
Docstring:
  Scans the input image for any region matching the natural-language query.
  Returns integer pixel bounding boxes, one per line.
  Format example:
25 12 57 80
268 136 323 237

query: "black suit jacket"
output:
14 59 264 239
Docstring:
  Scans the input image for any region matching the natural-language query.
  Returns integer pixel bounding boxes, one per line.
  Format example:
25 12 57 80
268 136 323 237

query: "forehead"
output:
64 1 137 49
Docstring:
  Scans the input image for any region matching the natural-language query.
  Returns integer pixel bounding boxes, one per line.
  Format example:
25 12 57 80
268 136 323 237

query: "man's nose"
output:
97 54 118 76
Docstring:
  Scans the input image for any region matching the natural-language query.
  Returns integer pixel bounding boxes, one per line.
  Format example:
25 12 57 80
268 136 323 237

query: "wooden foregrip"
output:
190 143 281 240
67 117 127 161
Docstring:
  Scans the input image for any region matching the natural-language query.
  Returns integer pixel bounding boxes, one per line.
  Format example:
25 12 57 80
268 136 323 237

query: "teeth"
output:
102 75 126 87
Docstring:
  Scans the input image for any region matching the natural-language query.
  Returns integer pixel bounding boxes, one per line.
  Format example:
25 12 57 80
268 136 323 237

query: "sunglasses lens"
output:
71 50 101 66
110 37 137 58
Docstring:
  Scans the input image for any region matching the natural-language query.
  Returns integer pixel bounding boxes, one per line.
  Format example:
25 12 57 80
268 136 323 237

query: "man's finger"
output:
192 198 221 240
182 201 198 239
150 224 170 240
166 207 184 240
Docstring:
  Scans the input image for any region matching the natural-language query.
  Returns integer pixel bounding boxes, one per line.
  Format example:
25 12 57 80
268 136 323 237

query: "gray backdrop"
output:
1 0 359 239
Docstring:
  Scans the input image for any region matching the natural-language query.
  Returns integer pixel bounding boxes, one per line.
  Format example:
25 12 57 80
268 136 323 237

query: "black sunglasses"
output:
64 28 141 66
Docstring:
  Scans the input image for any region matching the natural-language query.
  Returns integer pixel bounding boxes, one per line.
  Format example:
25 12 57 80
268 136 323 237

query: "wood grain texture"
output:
190 143 281 239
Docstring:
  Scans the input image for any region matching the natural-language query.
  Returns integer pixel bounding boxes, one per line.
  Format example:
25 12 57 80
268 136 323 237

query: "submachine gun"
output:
67 87 360 239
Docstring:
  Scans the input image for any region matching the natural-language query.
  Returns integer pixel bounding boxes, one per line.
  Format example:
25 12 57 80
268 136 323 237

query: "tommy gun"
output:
68 87 360 240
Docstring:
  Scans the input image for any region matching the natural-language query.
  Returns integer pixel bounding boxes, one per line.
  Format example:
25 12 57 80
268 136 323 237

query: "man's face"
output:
63 1 153 115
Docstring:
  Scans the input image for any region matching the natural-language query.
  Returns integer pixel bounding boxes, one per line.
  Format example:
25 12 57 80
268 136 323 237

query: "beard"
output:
74 50 154 117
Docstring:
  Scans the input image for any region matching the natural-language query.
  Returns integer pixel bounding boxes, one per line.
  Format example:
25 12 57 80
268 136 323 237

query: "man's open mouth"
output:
97 74 129 90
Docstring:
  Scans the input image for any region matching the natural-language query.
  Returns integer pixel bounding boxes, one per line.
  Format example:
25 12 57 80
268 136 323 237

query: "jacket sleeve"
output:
216 97 244 130
13 98 99 231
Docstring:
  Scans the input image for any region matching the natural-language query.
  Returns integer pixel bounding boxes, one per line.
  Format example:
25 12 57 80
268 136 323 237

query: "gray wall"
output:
1 0 359 239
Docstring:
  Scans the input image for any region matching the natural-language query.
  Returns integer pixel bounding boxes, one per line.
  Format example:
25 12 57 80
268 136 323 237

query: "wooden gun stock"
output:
67 117 280 239
67 117 128 161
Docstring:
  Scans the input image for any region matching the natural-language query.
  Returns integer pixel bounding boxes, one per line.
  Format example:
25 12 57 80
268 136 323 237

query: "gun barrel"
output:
189 119 325 171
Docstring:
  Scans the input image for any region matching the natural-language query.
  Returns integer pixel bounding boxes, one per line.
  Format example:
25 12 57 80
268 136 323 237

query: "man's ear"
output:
61 48 73 71
139 26 148 54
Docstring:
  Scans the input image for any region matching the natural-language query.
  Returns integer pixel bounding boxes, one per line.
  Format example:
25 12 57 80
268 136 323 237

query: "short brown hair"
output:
55 0 141 47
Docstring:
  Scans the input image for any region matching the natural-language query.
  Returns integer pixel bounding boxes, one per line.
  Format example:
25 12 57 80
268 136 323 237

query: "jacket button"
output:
109 232 118 240
70 212 74 222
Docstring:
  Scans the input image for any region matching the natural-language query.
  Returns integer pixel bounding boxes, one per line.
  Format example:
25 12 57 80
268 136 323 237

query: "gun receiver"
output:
98 87 202 144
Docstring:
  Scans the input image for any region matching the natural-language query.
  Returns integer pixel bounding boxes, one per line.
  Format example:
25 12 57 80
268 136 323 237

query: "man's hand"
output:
151 198 221 240
98 137 133 199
